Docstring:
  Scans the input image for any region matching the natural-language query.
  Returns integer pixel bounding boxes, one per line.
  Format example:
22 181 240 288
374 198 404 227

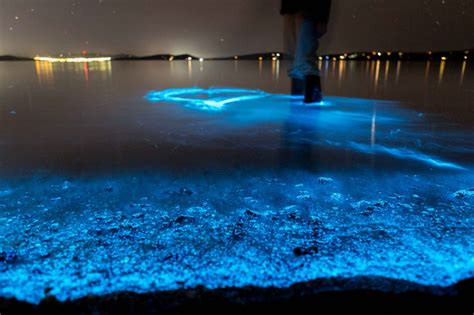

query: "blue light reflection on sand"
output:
145 87 468 170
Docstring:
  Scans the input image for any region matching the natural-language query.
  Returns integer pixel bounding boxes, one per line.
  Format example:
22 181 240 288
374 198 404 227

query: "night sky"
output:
0 0 473 58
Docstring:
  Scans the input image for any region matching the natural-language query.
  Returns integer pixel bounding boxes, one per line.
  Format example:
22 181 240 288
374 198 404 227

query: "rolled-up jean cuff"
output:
288 66 320 79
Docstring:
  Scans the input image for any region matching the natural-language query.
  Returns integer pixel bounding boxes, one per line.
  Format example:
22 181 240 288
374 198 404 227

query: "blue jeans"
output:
284 14 321 79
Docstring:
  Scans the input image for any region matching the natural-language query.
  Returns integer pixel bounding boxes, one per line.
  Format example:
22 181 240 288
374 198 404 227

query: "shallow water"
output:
0 60 473 303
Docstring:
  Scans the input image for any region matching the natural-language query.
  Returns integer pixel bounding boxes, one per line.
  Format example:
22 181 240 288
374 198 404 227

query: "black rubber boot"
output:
291 78 304 96
304 75 323 104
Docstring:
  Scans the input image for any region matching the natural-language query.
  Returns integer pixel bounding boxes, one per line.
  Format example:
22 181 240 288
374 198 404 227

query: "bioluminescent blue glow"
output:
146 87 332 111
0 170 473 304
348 142 466 170
0 88 472 305
146 87 272 111
144 87 469 171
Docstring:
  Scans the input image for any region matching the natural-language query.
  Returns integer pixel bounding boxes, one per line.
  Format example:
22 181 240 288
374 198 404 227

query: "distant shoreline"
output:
1 50 471 62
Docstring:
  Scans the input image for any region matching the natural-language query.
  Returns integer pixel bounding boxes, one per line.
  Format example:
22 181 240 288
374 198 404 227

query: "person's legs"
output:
284 15 304 96
283 15 298 59
292 17 323 103
291 17 320 79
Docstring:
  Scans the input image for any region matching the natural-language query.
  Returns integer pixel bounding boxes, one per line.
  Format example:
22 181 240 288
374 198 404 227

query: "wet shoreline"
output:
2 276 473 314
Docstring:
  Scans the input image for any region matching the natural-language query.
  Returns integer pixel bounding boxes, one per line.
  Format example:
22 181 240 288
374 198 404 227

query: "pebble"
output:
317 177 334 184
0 250 17 263
293 246 318 256
296 194 311 200
243 209 260 218
452 189 474 199
174 215 195 224
179 188 193 196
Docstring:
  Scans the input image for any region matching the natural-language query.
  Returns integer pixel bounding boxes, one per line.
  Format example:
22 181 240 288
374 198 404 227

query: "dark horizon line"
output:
0 49 472 61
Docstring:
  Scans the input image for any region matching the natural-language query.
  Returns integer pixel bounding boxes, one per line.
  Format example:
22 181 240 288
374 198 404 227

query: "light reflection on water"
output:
0 60 473 303
0 59 471 174
145 87 468 170
34 60 112 85
30 59 471 93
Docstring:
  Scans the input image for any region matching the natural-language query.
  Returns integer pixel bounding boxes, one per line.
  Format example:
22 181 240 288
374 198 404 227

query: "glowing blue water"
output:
146 87 470 170
146 88 273 111
0 87 472 304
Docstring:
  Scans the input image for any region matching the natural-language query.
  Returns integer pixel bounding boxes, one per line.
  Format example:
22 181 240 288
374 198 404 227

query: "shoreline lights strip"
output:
34 56 112 63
